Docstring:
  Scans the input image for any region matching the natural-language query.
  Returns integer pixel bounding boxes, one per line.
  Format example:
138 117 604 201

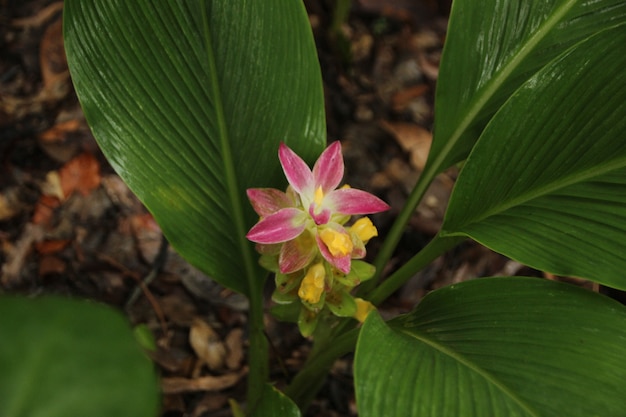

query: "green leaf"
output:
326 290 357 318
441 25 626 289
63 0 326 295
430 0 626 172
0 296 159 417
355 278 626 417
250 384 301 417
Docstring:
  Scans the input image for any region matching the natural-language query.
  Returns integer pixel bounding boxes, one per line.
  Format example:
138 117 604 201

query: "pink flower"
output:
246 142 389 274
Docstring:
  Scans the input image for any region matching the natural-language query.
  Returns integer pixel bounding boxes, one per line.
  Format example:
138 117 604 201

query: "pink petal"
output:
316 234 351 274
309 204 331 225
315 224 353 274
246 208 307 244
312 141 344 192
279 143 314 195
247 188 293 217
325 188 390 215
279 233 317 273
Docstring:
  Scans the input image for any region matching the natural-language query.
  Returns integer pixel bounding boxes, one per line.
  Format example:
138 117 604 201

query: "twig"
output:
125 234 169 308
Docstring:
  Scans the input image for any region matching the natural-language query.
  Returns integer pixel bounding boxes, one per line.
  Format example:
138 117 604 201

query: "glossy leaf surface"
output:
63 0 326 294
355 278 626 417
0 296 159 417
441 25 626 289
250 384 301 417
431 0 626 172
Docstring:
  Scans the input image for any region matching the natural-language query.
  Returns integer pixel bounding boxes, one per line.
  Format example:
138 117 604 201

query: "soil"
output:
0 1 599 416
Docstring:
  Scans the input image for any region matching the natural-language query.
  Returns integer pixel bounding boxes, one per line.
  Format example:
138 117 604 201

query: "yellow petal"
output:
353 298 376 323
351 217 378 243
320 228 353 257
298 263 326 304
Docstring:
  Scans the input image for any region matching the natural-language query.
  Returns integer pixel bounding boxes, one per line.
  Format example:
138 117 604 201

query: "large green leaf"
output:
249 384 301 417
355 278 626 417
63 1 326 294
0 296 159 417
430 0 626 172
440 25 626 289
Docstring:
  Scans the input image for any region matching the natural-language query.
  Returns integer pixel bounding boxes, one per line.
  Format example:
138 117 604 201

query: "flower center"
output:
320 228 353 257
314 186 325 206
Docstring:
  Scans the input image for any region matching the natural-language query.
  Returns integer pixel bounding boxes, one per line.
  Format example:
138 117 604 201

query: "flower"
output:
247 142 389 274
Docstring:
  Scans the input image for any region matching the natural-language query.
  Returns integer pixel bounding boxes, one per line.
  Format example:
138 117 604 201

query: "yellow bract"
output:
298 263 326 304
353 298 376 323
351 217 378 242
314 185 325 206
320 228 353 257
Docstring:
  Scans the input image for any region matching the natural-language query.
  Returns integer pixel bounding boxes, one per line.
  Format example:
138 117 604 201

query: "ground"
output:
0 1 598 416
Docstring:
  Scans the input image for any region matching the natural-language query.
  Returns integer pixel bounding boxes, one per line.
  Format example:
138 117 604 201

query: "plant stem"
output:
284 328 359 408
369 160 441 289
285 234 464 408
367 233 465 305
246 276 269 408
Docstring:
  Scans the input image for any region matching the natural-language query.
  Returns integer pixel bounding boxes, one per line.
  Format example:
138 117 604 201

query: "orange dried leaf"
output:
35 239 71 255
59 152 101 197
38 119 81 143
38 255 67 276
32 194 61 225
391 84 429 111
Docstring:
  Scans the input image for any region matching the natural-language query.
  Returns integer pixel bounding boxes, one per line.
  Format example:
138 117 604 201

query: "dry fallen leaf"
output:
32 194 61 226
391 84 429 112
39 16 70 100
11 2 63 27
35 239 70 255
224 328 244 370
59 152 101 197
38 119 82 162
189 318 227 371
130 213 163 263
40 171 64 200
161 369 247 394
0 188 23 221
380 120 432 171
38 254 66 277
1 223 45 287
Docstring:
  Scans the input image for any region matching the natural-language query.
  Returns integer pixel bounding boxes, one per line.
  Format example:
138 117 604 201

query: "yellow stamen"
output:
298 263 326 304
353 298 376 323
351 217 378 243
320 228 353 257
314 186 325 206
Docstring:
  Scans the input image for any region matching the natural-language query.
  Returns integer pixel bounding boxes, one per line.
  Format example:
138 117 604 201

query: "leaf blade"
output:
64 0 326 294
441 24 626 289
355 278 626 417
0 296 159 417
430 0 626 172
250 384 302 417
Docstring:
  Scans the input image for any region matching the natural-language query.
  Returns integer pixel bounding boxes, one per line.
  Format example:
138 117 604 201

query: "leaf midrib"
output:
446 155 626 234
432 0 577 174
397 327 541 417
199 1 256 293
